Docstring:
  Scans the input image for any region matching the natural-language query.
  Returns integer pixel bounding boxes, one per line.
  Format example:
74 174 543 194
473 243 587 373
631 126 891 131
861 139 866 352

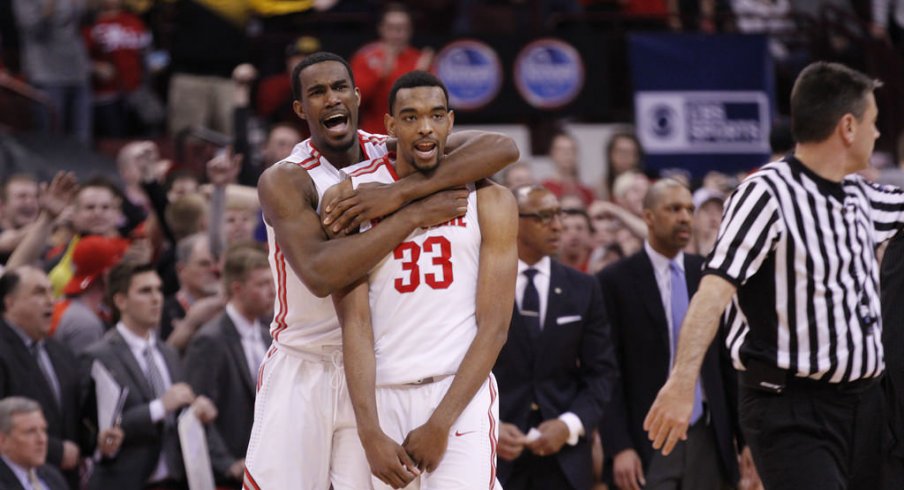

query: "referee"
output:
644 61 904 489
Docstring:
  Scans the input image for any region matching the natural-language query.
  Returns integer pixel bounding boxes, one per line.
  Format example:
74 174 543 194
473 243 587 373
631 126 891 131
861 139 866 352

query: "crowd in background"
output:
4 1 904 490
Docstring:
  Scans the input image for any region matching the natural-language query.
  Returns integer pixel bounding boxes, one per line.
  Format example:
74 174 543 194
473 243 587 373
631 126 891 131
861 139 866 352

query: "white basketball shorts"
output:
244 344 371 490
372 374 501 490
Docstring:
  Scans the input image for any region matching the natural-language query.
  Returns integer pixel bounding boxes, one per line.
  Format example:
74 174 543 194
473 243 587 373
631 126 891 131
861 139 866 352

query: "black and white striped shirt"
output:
706 156 904 382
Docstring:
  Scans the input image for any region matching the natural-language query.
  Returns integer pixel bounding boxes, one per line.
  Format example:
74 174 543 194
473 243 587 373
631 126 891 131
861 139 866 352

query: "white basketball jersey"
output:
266 131 388 352
350 156 482 386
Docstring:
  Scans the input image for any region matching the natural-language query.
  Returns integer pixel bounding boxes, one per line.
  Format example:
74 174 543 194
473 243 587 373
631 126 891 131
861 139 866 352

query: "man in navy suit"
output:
0 266 87 487
0 396 68 490
597 179 740 490
494 185 618 490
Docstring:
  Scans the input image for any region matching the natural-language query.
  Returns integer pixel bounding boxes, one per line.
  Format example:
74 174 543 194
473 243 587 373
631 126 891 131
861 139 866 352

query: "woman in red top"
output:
350 3 433 134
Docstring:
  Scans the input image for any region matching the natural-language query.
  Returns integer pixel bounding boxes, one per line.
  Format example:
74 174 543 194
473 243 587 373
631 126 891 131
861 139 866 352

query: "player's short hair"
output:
388 71 449 116
291 52 355 103
790 62 881 143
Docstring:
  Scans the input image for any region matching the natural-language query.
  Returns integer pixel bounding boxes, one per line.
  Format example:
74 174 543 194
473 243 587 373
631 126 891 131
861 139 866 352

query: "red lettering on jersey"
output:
428 216 467 229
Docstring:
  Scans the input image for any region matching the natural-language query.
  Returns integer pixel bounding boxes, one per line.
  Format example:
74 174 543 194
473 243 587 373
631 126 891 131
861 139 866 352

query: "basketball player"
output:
332 71 518 489
244 54 519 490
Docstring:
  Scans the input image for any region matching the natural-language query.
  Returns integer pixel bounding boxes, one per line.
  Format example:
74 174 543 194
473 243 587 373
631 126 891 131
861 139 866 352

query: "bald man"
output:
596 179 740 490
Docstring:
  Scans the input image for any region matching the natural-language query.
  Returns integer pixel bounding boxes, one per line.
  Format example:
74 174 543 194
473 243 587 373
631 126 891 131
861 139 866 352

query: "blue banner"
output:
630 34 775 177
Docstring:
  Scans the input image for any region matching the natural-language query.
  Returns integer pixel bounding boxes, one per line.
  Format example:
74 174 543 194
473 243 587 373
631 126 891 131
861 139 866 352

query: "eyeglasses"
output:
519 209 564 225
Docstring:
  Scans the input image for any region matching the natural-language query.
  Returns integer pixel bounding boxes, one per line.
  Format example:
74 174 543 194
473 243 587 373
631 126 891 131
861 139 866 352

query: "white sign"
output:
636 91 770 154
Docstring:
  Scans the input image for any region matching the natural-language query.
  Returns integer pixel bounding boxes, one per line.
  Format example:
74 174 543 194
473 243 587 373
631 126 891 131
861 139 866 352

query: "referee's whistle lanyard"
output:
845 200 878 338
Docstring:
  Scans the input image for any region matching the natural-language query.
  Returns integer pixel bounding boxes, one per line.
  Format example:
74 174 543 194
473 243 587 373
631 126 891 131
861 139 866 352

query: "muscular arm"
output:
261 163 466 297
643 274 736 455
405 184 518 471
334 278 419 486
323 131 519 233
334 279 379 437
399 130 519 201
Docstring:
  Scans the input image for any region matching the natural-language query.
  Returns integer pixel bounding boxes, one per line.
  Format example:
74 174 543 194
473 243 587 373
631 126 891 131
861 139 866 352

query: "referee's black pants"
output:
738 373 886 490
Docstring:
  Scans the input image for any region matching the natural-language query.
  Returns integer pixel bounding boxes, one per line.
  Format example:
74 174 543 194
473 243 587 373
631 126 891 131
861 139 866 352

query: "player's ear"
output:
354 87 361 108
385 113 396 137
293 100 306 121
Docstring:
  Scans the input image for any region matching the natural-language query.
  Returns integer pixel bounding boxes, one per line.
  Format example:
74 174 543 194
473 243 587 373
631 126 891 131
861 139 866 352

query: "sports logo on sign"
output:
514 38 584 109
435 40 502 111
636 91 770 154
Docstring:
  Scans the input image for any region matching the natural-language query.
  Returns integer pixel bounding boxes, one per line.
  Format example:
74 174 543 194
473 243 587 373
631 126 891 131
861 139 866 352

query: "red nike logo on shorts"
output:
454 430 476 437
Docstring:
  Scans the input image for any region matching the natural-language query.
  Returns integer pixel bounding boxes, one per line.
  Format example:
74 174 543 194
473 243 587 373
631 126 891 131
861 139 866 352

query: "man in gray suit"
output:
185 245 273 488
0 396 68 490
84 262 217 490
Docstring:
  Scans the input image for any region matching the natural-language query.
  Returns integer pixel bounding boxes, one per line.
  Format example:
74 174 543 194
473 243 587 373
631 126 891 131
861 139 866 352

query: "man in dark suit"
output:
184 246 273 488
597 179 740 490
880 231 904 489
0 396 68 490
83 261 218 490
0 266 87 486
494 185 618 490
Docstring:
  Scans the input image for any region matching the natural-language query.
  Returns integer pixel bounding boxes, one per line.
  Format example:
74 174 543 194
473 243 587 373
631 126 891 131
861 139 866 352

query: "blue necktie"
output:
521 269 542 338
670 260 704 425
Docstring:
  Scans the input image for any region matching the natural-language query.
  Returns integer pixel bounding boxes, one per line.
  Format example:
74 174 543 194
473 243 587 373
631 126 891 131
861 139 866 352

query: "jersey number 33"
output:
393 236 454 293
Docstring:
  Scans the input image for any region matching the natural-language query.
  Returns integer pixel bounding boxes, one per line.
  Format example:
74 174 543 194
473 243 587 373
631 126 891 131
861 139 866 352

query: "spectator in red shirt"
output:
83 0 152 137
350 2 433 134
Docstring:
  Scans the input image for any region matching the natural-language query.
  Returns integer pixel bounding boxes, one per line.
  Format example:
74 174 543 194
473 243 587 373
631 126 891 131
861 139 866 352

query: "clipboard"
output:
110 386 129 427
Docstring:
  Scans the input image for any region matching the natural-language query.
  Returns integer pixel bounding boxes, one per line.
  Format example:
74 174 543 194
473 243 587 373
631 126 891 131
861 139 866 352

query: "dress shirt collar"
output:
645 240 684 275
116 322 157 352
518 255 551 278
226 303 261 341
1 455 33 489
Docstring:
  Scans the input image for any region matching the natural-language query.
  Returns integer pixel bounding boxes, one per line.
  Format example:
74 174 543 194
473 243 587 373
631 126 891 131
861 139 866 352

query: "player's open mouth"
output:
414 140 437 160
322 113 349 135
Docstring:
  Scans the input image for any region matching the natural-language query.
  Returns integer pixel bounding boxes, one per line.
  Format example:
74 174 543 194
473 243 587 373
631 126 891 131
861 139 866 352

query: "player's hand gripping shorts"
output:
371 374 501 490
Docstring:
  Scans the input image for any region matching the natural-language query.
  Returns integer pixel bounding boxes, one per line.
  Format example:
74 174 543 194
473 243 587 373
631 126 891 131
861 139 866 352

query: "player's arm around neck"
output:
428 183 519 435
259 163 461 297
643 274 736 455
395 131 519 202
322 131 518 235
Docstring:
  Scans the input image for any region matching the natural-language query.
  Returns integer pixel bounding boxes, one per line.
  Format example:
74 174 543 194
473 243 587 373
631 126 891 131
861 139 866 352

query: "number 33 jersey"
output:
351 155 481 386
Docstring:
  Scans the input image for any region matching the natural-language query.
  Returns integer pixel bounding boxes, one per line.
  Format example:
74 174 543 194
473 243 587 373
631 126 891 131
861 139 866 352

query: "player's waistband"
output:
378 373 455 388
273 342 343 363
